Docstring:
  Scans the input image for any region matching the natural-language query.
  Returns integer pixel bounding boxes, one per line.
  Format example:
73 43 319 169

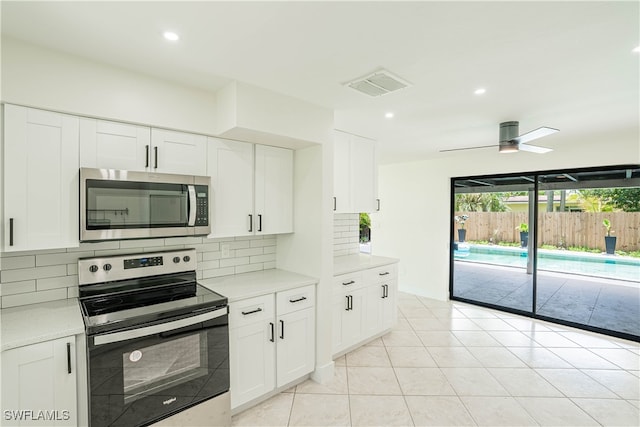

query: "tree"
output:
455 193 509 212
574 188 640 212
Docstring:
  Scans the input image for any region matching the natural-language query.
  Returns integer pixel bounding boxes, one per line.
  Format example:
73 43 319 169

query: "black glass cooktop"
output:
79 272 227 334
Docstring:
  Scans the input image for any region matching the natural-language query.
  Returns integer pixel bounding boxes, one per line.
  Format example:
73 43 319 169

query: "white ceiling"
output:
2 1 638 164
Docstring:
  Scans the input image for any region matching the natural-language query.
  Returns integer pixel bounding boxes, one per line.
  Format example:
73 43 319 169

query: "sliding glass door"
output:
450 165 640 341
451 176 535 314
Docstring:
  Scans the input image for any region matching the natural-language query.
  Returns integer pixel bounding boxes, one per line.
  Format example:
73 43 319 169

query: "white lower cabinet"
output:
229 285 315 410
1 337 77 426
333 263 398 355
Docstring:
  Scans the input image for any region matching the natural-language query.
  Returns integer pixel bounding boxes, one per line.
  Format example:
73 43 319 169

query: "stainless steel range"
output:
78 248 230 427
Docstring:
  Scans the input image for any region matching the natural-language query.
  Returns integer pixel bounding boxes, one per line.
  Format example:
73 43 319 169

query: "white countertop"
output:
334 254 399 275
200 269 318 302
1 298 85 352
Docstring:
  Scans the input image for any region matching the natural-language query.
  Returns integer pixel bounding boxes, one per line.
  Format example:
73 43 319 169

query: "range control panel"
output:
78 248 197 285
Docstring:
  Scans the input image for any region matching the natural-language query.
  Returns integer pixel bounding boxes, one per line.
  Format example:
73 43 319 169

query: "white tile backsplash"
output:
334 213 360 257
0 235 278 308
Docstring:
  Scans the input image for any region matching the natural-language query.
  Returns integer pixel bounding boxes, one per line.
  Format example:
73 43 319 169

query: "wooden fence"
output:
455 211 640 252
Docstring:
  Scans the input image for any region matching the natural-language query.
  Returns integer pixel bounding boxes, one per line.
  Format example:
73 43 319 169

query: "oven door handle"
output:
93 308 226 346
187 185 197 226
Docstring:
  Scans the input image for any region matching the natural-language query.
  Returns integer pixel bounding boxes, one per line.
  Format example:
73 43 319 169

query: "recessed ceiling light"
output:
385 112 394 119
163 31 180 42
633 45 640 53
474 88 486 95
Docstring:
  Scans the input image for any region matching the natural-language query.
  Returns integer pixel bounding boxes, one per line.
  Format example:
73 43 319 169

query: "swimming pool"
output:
454 244 640 282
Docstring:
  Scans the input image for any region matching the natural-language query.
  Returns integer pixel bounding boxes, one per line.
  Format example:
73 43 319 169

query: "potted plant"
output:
603 218 616 255
516 223 529 248
454 214 469 242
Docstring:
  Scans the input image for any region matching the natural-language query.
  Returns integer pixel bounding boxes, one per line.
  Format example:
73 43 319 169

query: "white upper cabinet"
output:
80 119 206 175
79 118 150 171
255 145 294 235
208 141 293 237
333 130 378 213
3 105 79 251
151 128 207 175
207 137 255 237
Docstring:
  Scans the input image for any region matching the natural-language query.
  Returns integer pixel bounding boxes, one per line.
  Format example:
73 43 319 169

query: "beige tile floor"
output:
231 293 640 426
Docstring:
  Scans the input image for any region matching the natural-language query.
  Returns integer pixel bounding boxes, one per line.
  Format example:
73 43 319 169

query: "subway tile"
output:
203 251 222 261
199 260 220 270
0 280 36 296
37 275 78 291
1 288 67 308
250 253 276 264
202 266 235 279
191 242 221 252
0 255 35 270
250 238 277 248
263 261 277 270
235 263 264 274
164 236 204 245
67 263 78 275
220 257 250 268
0 265 67 283
234 236 258 241
235 247 264 257
36 251 94 267
119 238 165 249
263 245 277 254
227 240 251 250
67 287 79 298
152 245 185 252
72 241 119 252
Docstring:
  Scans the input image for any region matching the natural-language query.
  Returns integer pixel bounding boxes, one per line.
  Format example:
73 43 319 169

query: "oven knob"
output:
173 256 180 263
183 256 191 262
89 265 98 273
103 263 112 271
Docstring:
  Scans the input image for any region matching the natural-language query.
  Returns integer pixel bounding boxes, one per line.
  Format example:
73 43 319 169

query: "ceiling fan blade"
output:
512 126 559 144
439 145 496 153
519 143 552 154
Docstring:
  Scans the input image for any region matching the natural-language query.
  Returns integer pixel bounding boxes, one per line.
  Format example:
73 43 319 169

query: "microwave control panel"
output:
195 185 209 226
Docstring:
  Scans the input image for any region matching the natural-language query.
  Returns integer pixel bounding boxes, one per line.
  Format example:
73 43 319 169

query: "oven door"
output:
87 308 229 427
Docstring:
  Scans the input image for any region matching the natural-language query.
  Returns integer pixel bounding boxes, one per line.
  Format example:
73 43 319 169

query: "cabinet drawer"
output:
333 271 364 293
229 294 274 328
364 263 398 283
277 285 315 315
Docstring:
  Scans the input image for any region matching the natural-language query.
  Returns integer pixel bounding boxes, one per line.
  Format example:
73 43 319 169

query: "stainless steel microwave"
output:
80 168 210 241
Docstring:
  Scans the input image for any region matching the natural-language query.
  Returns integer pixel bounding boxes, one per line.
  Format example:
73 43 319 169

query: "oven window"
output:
86 180 188 229
122 333 208 403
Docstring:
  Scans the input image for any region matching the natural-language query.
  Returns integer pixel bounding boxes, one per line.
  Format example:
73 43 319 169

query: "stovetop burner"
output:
78 248 227 335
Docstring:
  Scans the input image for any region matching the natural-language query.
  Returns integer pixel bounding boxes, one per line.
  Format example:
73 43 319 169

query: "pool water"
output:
454 244 640 282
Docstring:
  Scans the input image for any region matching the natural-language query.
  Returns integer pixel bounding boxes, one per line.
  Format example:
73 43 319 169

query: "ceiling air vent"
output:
346 69 411 97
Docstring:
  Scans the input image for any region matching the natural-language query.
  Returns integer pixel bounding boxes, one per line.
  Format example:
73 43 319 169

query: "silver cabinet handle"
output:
94 308 226 346
376 199 380 211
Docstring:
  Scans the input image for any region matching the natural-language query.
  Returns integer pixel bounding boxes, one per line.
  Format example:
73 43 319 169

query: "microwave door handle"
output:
93 308 226 346
187 185 197 226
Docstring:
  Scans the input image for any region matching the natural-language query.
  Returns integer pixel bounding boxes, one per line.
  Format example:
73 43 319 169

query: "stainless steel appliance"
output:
80 168 210 242
78 249 230 427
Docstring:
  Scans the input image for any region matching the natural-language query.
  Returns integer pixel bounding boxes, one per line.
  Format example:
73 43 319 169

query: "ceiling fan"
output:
441 121 559 154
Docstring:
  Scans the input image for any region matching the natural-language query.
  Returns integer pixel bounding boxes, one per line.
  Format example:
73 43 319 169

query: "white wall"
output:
1 37 218 135
372 136 640 300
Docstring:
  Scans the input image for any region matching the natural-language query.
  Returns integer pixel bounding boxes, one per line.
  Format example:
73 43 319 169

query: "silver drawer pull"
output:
241 308 263 316
289 296 307 303
379 272 390 276
342 280 355 286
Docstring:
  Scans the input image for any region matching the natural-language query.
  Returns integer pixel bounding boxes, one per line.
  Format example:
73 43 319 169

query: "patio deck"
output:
453 260 640 338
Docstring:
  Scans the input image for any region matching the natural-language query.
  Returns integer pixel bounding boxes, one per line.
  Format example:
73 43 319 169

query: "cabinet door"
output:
333 131 351 213
3 105 79 251
207 138 254 237
332 290 365 354
151 128 207 175
381 280 398 330
254 145 293 234
2 337 77 426
79 118 150 171
276 308 315 387
363 284 384 339
229 322 275 409
350 134 377 213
